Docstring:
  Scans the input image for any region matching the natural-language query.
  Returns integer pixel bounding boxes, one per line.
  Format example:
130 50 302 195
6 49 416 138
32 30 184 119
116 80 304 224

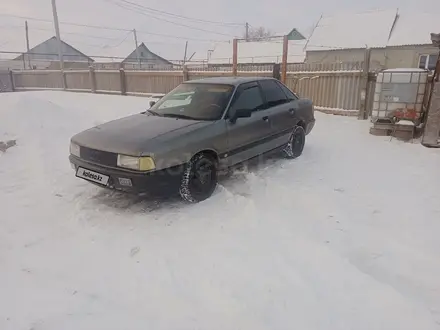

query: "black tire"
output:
179 153 218 203
283 125 306 159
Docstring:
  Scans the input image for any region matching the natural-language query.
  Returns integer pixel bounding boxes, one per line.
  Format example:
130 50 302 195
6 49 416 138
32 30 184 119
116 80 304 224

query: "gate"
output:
0 71 13 92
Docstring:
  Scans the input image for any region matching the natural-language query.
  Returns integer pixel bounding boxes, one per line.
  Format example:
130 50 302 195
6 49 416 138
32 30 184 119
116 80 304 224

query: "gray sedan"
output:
69 77 315 202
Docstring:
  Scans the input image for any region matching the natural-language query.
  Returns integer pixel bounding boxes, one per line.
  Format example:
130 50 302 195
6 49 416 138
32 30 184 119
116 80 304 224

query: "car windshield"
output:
149 83 234 121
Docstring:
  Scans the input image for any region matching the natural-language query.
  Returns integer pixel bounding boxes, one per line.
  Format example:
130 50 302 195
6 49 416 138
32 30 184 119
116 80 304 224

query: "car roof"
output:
184 76 275 87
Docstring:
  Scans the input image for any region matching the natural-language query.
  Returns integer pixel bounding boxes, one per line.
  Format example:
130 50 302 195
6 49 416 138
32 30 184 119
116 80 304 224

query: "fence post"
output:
358 48 371 120
89 66 96 93
183 65 189 81
119 68 127 95
61 70 67 90
281 35 288 84
272 63 281 80
232 38 238 76
8 70 15 92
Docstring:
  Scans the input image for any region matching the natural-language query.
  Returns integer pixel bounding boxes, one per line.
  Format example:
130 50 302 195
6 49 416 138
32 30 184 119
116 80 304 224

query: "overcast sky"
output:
1 0 439 61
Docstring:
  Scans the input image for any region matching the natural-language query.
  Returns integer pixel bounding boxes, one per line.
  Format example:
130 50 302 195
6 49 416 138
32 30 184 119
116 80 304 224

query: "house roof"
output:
122 43 173 64
387 11 440 46
306 9 398 51
306 9 439 51
286 28 306 40
208 39 306 64
14 36 94 61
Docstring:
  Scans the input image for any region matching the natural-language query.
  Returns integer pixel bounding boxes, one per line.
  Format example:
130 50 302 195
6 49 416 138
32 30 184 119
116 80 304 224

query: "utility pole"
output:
25 21 31 69
245 22 249 41
51 0 64 72
183 41 188 64
133 29 141 69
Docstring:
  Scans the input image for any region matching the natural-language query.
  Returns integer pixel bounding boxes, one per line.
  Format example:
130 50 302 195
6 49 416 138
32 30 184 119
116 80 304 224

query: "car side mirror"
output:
149 100 156 108
235 108 252 118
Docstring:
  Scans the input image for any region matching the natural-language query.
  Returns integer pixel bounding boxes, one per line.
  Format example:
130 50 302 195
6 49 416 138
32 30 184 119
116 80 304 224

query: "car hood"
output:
72 113 210 156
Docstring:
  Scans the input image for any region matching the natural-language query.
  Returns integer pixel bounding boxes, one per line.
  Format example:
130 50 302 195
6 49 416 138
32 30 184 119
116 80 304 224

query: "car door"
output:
223 82 273 166
276 81 314 132
257 79 299 149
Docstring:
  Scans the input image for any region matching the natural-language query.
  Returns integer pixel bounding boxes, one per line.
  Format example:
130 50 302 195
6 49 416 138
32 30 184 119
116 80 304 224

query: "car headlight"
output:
70 142 80 157
117 155 155 171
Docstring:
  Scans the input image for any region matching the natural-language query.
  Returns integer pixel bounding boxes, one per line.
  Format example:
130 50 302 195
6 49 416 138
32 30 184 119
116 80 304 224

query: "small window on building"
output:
428 54 438 71
418 55 427 69
419 54 438 70
140 51 144 57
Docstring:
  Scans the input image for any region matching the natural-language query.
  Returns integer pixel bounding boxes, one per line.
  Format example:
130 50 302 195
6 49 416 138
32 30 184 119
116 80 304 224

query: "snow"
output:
209 40 306 64
306 9 398 51
1 91 440 330
387 11 439 47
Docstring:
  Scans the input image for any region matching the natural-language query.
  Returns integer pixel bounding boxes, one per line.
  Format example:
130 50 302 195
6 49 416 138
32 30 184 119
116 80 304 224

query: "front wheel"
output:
179 153 218 203
283 125 306 159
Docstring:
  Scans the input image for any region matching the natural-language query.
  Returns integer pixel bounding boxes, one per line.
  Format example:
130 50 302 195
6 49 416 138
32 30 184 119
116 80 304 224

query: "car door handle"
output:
288 108 296 114
262 116 269 122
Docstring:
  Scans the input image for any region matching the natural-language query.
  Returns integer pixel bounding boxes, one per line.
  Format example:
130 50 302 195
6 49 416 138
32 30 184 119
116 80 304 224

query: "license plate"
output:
76 167 109 186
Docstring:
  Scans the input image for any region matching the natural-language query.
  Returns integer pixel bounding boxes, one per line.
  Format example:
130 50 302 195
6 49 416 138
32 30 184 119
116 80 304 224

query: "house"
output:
93 42 174 70
305 9 439 71
14 36 94 69
208 29 307 66
122 43 173 69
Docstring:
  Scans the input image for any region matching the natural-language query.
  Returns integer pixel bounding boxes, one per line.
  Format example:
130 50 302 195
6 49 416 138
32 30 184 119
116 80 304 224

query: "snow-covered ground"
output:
1 91 440 330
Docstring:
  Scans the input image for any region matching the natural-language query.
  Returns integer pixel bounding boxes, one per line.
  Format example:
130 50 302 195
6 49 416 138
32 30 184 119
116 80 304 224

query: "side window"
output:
229 84 264 113
259 80 288 107
276 81 299 100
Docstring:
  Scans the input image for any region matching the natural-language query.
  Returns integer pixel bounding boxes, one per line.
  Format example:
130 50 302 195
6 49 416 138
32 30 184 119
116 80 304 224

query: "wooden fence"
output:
8 62 368 116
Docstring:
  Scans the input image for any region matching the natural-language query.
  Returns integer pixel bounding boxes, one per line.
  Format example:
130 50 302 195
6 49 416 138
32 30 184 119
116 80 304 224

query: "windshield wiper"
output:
146 109 161 116
161 113 197 120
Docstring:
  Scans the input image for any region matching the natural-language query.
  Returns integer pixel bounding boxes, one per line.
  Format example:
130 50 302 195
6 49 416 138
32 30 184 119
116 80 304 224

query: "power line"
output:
0 13 231 43
105 0 237 37
117 0 242 26
0 24 123 41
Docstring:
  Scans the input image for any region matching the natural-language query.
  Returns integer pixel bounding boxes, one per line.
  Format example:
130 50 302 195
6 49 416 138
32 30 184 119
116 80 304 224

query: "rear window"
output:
259 80 289 107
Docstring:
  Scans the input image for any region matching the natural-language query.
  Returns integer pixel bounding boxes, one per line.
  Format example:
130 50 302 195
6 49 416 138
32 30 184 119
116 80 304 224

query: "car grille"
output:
80 147 117 167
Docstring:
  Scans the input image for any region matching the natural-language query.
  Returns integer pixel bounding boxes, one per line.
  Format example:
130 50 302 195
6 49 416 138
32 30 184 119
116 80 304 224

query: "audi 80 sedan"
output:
69 77 315 203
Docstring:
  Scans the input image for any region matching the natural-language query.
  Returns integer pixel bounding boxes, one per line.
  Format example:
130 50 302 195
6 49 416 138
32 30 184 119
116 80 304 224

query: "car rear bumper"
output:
69 155 184 195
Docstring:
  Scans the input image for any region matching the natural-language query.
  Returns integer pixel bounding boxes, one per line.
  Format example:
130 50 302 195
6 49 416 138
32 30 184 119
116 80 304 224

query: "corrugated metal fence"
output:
8 62 367 115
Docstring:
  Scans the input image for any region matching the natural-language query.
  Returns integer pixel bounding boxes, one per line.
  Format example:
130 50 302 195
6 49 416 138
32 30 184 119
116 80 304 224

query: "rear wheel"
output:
179 153 218 203
283 125 305 159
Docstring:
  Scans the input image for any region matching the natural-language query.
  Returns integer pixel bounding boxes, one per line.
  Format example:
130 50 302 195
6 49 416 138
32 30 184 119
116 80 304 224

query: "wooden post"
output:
119 68 127 95
89 66 96 93
232 38 238 76
421 81 440 147
281 35 288 83
358 47 371 120
8 70 15 91
183 65 189 81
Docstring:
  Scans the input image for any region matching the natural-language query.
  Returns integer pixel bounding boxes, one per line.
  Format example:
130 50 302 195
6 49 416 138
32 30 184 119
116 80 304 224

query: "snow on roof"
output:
208 39 306 64
306 9 398 51
387 11 439 46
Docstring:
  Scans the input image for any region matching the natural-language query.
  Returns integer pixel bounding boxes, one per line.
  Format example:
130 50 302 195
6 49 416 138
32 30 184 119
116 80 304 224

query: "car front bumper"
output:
69 155 184 195
306 119 315 135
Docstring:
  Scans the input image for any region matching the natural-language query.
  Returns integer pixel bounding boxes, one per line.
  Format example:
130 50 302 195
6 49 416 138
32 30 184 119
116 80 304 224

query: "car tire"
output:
283 125 306 159
179 153 218 203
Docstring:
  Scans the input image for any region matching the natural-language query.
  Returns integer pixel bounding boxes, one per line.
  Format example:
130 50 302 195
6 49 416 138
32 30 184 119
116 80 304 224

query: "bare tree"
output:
244 26 274 41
